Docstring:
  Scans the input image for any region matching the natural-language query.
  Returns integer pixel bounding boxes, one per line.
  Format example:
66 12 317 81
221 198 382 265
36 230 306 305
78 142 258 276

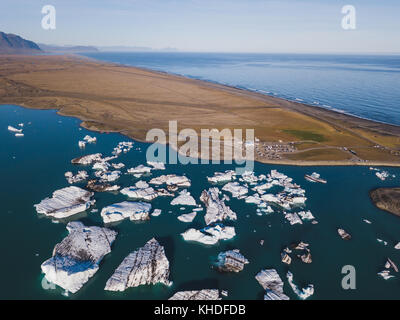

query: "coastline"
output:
1 53 400 167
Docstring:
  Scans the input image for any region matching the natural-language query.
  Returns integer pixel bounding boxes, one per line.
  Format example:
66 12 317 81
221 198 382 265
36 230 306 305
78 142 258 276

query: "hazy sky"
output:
1 0 399 53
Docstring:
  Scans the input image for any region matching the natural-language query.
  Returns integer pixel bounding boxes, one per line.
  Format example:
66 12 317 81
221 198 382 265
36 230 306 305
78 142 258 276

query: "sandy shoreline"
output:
0 54 399 167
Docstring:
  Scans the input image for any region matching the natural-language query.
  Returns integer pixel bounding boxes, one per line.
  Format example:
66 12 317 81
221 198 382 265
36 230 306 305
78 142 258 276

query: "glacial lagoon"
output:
1 104 400 299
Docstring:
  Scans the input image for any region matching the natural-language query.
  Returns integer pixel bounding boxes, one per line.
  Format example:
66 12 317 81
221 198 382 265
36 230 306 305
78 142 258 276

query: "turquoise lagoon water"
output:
1 104 400 300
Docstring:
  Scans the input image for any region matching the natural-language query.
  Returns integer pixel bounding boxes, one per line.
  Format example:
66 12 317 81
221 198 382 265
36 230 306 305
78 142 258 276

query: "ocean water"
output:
1 104 400 300
82 52 400 126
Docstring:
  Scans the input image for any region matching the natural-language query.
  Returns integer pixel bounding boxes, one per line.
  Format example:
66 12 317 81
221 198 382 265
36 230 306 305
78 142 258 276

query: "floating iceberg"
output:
41 222 117 294
284 212 303 225
217 250 249 273
94 170 121 182
149 174 191 187
147 161 166 170
101 201 152 223
286 271 314 300
181 224 235 245
105 238 171 291
127 165 152 175
86 179 120 192
71 153 103 165
120 183 159 201
177 212 197 223
171 190 197 206
83 135 97 144
169 289 221 300
152 209 162 217
7 125 22 133
34 186 94 219
200 188 237 225
222 182 248 198
64 171 88 184
207 170 236 184
255 269 289 300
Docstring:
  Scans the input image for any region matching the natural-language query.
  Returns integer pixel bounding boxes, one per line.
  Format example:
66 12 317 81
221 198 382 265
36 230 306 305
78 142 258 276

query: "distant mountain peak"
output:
0 31 42 54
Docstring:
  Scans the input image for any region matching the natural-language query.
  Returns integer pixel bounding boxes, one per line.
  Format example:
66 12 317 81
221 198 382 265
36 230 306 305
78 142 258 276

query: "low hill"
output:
0 32 42 54
38 44 99 53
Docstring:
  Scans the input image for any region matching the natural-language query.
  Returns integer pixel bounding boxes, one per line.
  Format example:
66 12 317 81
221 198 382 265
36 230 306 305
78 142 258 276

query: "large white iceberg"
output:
171 189 197 206
105 238 171 291
34 186 94 219
169 289 221 300
149 174 191 187
100 201 152 223
181 224 236 245
200 188 237 225
41 222 117 294
222 182 248 198
255 269 290 300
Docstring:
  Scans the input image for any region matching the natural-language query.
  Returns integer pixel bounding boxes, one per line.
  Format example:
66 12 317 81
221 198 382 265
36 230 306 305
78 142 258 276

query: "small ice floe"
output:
171 190 197 206
376 171 389 181
78 141 86 148
111 163 125 170
297 210 316 222
120 181 159 201
282 242 312 265
100 201 152 223
41 221 117 294
394 243 400 250
86 179 120 192
363 219 372 224
151 209 162 217
90 209 99 213
34 186 94 219
200 188 237 225
71 153 103 165
105 238 171 292
216 250 249 273
222 182 248 198
15 133 24 137
7 125 22 133
169 289 221 300
385 258 399 273
177 212 197 223
127 165 152 176
149 174 191 188
378 258 398 280
221 290 228 297
147 161 166 170
181 224 235 245
95 170 121 182
207 170 236 184
83 135 97 144
18 123 24 127
338 228 351 240
286 271 314 300
65 171 88 184
93 161 110 171
378 270 394 280
377 239 388 246
370 167 395 181
255 269 289 300
284 212 303 225
112 141 134 155
304 172 327 184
